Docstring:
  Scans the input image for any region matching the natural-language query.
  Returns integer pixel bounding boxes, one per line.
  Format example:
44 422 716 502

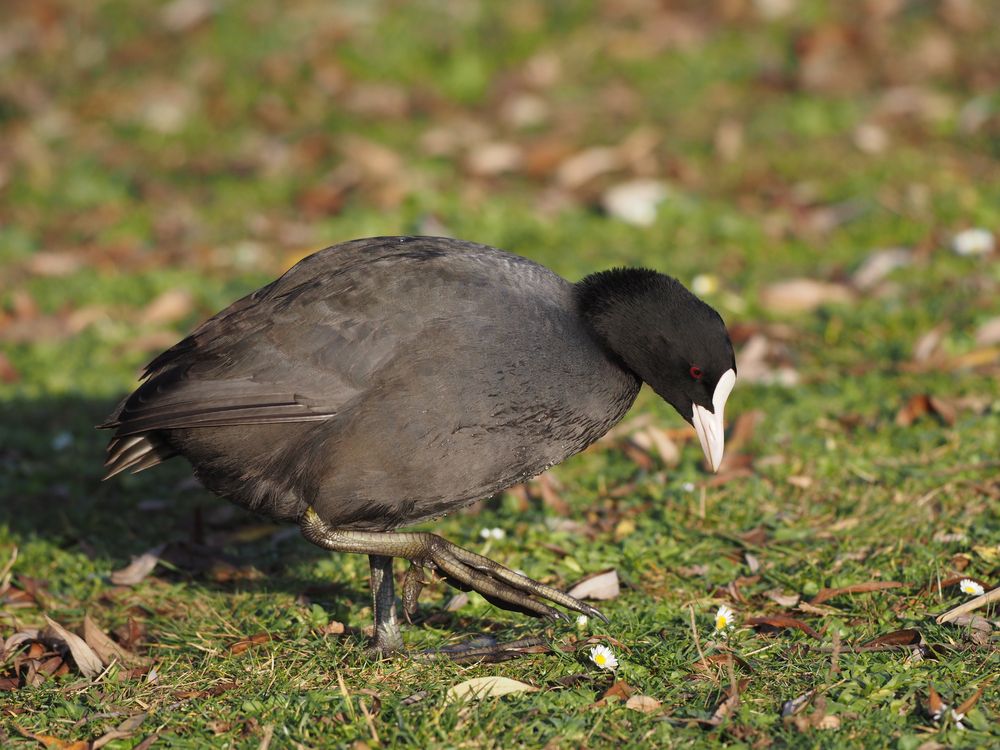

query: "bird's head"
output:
576 268 737 471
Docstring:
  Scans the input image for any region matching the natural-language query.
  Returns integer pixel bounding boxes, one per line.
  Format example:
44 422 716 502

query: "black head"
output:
576 268 737 470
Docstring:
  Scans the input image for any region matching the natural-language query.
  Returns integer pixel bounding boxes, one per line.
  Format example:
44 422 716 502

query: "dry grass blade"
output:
43 616 104 679
810 581 903 605
936 584 1000 623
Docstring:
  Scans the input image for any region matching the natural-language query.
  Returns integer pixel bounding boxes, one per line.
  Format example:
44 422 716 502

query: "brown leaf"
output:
625 694 662 713
42 616 103 678
764 589 801 608
567 569 620 601
759 279 853 314
691 652 754 674
861 628 921 647
83 615 149 668
594 680 634 706
92 713 147 749
228 632 272 655
746 615 821 640
955 682 990 715
14 725 90 750
140 289 194 326
110 545 165 586
810 581 903 604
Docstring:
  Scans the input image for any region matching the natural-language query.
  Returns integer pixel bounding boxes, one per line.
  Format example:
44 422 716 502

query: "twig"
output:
937 585 1000 624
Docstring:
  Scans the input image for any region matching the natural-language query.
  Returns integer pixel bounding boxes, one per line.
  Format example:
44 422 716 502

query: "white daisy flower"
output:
480 527 505 540
951 709 966 730
589 644 618 670
959 579 984 597
714 604 736 631
576 614 589 629
682 482 695 493
691 274 719 296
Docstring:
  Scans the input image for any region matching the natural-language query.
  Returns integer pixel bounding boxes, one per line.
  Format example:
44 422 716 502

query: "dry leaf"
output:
974 316 1000 346
810 580 903 604
446 676 537 702
110 545 165 586
594 680 634 706
625 694 661 713
92 713 147 749
852 248 911 290
141 289 193 325
759 279 853 314
764 589 800 608
567 569 620 601
14 726 90 750
229 632 272 655
83 615 148 668
43 616 103 678
861 628 921 647
746 615 821 640
602 180 669 227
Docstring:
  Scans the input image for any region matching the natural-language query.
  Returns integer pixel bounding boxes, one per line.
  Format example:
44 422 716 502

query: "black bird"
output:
102 236 736 653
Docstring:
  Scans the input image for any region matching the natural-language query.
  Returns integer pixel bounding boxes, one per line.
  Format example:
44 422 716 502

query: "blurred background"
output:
2 0 999 396
2 1 1000 744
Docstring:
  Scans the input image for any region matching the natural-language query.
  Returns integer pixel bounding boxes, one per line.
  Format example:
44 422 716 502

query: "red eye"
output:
689 366 702 380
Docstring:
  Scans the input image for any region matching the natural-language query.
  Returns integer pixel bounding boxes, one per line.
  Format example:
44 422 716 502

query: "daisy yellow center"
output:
716 615 727 629
595 653 607 665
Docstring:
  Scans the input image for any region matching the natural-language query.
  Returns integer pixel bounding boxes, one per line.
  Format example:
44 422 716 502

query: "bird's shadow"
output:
0 394 527 641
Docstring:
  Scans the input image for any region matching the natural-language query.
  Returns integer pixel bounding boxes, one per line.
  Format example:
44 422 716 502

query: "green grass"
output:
2 1 999 748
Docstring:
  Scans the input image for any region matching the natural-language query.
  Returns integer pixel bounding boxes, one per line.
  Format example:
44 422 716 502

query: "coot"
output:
102 236 736 652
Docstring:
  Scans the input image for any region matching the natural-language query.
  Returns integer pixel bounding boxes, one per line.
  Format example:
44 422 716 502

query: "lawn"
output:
1 1 999 747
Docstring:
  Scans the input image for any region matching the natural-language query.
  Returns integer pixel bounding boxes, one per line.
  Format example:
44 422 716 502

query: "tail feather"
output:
102 433 175 480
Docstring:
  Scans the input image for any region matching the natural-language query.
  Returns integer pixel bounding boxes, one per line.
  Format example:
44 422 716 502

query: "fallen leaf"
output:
759 279 853 314
14 726 90 750
567 569 620 601
141 289 194 325
746 615 821 640
110 545 165 586
602 180 669 227
92 713 147 749
975 316 1000 346
861 628 921 647
43 616 103 678
851 247 911 290
229 633 272 655
764 589 801 608
446 676 537 702
83 615 149 668
781 689 816 717
810 580 903 604
594 680 634 706
625 694 661 713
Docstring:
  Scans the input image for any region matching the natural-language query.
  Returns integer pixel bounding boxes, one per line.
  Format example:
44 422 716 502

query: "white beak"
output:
691 368 736 472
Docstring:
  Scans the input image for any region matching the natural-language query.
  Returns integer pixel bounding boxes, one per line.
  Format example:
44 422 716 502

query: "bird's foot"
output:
413 535 607 623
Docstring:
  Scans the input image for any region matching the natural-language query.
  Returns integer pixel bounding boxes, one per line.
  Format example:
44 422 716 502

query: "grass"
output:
2 0 999 747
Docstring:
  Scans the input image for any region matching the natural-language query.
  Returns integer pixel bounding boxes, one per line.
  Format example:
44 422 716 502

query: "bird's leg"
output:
368 555 403 653
299 507 605 627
